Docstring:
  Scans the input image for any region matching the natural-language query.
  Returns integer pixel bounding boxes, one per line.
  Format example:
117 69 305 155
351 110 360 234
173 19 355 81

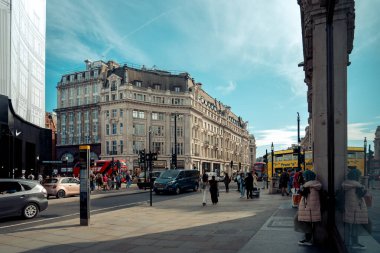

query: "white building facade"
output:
0 0 46 127
56 60 254 175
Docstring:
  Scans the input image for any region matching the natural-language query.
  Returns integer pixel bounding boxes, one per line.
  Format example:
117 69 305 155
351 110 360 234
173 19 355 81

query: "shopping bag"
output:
292 193 301 208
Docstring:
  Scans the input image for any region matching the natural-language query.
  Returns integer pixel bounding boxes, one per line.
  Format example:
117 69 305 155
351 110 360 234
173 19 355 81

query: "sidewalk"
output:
1 187 329 253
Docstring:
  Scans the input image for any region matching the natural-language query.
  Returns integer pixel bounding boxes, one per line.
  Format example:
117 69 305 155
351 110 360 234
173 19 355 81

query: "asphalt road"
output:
0 190 197 234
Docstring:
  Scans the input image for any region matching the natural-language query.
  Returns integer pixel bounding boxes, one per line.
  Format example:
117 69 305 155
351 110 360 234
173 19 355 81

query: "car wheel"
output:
56 189 66 198
193 184 199 192
23 203 39 219
175 187 181 195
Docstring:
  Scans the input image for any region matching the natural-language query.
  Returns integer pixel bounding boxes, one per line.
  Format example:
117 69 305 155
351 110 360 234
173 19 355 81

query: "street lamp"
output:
364 137 367 176
271 142 274 178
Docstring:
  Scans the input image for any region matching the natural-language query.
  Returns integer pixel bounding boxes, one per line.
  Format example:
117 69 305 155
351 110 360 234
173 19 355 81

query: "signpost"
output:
79 145 90 226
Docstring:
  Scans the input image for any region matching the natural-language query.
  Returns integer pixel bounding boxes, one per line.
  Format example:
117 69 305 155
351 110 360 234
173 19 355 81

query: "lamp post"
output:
36 155 39 177
297 112 301 171
364 137 367 176
271 142 274 178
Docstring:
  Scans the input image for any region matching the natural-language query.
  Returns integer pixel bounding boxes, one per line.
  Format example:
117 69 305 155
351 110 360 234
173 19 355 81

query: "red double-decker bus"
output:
73 159 128 177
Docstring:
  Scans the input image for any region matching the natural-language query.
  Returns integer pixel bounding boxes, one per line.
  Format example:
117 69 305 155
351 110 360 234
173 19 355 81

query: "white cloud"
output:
348 122 375 141
216 81 237 95
254 125 307 148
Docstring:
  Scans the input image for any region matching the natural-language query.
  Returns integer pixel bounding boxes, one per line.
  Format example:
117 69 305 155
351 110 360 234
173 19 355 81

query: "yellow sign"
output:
79 145 90 150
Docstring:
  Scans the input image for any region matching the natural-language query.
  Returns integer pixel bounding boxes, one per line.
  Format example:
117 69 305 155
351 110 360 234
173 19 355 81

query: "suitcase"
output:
292 193 301 208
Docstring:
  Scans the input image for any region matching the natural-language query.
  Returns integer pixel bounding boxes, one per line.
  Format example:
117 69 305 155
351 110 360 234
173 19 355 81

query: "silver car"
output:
0 179 48 219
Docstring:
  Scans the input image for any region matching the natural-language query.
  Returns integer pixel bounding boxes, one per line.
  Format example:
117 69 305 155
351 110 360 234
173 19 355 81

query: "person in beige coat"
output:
342 168 368 250
295 170 322 246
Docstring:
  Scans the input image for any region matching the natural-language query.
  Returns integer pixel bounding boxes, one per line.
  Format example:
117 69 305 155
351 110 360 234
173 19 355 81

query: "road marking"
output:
0 201 147 229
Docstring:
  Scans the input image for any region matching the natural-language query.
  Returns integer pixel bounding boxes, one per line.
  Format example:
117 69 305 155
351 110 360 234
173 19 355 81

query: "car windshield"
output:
160 170 179 179
43 179 58 184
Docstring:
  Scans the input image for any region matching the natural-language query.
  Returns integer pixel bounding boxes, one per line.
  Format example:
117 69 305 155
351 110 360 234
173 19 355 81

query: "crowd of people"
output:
200 170 260 206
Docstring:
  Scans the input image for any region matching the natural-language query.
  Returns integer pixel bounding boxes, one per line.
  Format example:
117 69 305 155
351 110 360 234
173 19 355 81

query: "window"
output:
112 94 116 101
77 87 81 96
154 84 160 90
135 81 142 87
84 85 88 94
120 109 123 117
69 112 74 123
93 69 98 78
153 96 164 104
120 123 123 134
106 141 110 155
133 141 144 154
152 112 164 121
151 125 164 137
112 123 117 135
112 140 117 154
93 85 98 93
120 140 124 154
112 109 117 118
133 110 145 119
152 142 164 154
171 142 184 155
105 95 109 102
85 123 90 133
174 87 180 92
172 98 183 105
105 110 109 118
106 124 110 135
133 124 145 136
84 111 89 121
134 93 146 101
111 81 117 91
92 110 98 120
119 93 123 99
93 122 98 133
85 71 90 80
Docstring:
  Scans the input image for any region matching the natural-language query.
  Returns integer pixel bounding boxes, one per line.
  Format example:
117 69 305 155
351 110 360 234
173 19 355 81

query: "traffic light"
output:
263 154 268 164
151 153 158 161
171 153 177 165
139 150 146 164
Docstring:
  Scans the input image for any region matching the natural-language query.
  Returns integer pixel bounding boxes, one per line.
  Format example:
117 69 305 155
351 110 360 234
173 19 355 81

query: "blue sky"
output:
46 0 380 157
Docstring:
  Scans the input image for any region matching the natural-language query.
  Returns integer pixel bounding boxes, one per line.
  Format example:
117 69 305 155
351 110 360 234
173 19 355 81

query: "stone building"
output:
55 60 253 175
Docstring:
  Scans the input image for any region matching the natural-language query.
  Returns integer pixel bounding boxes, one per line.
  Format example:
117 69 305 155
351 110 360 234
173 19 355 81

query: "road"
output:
0 190 197 234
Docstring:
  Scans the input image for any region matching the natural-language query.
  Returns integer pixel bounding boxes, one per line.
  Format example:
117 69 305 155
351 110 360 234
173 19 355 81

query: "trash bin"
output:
269 176 280 194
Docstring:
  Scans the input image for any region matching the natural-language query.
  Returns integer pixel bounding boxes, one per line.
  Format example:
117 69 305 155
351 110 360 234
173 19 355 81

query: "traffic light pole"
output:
174 113 177 169
149 129 152 207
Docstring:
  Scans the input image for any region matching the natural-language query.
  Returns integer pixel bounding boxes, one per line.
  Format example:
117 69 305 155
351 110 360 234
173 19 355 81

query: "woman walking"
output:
209 175 219 205
223 172 231 192
295 170 322 246
201 172 209 206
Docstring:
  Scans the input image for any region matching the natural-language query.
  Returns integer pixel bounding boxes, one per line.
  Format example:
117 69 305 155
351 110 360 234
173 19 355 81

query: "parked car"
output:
43 177 80 198
0 179 48 219
153 169 199 194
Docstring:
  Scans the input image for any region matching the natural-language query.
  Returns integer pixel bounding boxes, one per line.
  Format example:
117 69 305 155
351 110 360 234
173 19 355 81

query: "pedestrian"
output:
27 173 34 180
279 170 290 196
294 170 322 246
38 174 43 184
253 172 259 189
209 175 219 205
115 173 121 190
245 171 254 199
262 173 268 189
239 172 246 198
342 168 368 250
125 173 132 188
89 172 95 191
293 168 304 193
102 174 108 191
201 171 209 206
236 172 241 192
96 173 103 190
223 172 231 193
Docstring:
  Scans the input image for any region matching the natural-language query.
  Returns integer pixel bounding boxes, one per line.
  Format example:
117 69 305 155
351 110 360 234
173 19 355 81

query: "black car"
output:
0 179 48 219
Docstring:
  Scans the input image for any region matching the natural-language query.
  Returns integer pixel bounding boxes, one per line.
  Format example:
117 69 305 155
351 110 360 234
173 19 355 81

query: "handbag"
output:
363 192 372 207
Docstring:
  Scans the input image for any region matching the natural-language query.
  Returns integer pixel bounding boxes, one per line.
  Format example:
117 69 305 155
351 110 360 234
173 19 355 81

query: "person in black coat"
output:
279 171 290 196
209 176 219 204
245 172 254 199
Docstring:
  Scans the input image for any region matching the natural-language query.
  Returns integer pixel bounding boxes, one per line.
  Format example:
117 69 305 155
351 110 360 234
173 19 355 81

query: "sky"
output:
45 0 380 157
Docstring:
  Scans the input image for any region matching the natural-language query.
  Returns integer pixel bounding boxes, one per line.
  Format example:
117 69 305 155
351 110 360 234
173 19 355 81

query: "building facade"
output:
55 60 253 175
0 0 46 127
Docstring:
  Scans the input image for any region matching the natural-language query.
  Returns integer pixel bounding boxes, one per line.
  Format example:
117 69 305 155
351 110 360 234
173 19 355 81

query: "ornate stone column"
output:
298 0 355 190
